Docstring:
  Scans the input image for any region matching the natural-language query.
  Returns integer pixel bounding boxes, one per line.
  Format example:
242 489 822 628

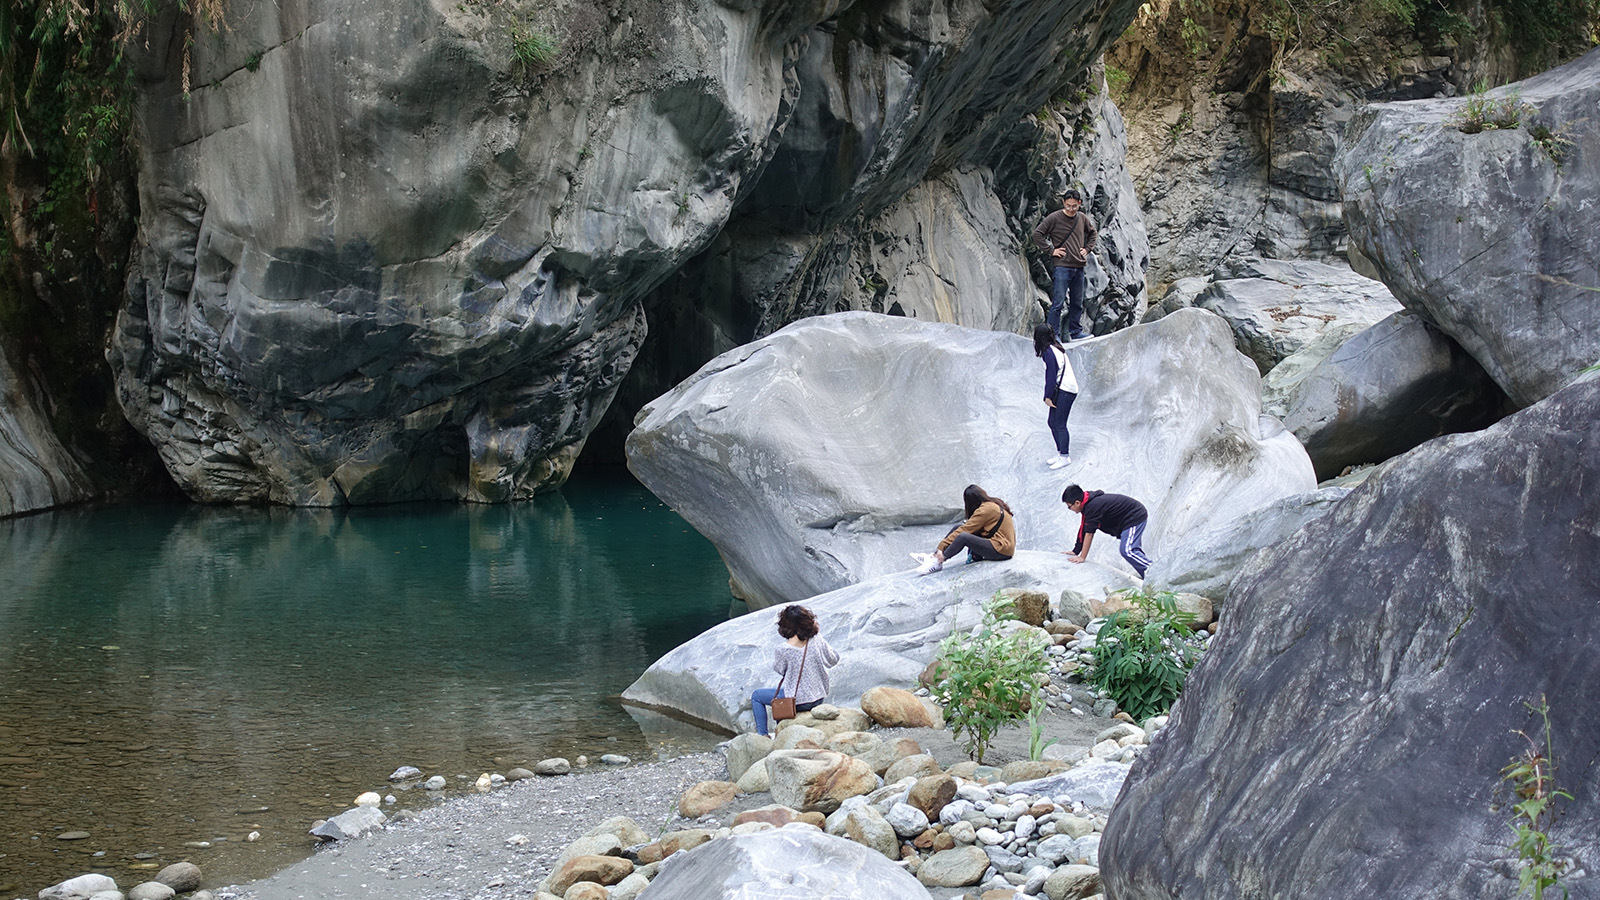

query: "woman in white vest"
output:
1034 323 1080 470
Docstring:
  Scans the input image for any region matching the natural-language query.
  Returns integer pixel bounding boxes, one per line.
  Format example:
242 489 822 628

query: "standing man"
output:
1061 484 1152 578
1031 190 1099 342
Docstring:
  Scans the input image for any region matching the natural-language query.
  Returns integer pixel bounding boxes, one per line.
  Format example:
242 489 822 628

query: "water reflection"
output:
0 476 731 891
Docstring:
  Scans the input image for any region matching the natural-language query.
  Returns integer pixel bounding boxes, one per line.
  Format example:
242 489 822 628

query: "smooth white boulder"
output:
623 550 1137 732
626 308 1315 609
639 827 928 900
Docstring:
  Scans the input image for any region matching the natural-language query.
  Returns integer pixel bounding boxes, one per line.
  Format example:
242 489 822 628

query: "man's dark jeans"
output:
1048 265 1087 339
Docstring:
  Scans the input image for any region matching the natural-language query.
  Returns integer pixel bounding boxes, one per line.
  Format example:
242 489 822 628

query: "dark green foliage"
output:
1489 0 1600 69
1085 589 1206 722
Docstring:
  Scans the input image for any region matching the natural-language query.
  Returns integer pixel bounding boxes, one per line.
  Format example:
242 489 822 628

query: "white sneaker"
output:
911 553 943 575
1047 454 1071 470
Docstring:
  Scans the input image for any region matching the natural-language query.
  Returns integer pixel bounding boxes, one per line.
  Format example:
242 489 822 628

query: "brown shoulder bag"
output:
770 642 809 721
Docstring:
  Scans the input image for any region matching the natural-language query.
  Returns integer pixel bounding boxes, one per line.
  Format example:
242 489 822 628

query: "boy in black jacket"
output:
1062 484 1153 578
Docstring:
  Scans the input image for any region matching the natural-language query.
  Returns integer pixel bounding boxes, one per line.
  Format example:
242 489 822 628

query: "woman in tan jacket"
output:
912 484 1016 574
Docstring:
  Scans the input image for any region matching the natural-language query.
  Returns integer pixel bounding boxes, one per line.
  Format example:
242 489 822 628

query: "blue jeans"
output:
751 687 784 736
1047 390 1076 455
1048 266 1087 339
1119 521 1153 578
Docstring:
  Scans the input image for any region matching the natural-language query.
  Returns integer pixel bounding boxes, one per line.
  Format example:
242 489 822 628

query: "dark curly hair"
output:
777 604 819 641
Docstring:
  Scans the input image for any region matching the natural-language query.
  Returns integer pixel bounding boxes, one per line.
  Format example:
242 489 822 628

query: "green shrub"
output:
510 24 559 69
1084 589 1206 721
1503 696 1573 900
1454 90 1535 133
931 593 1051 764
1105 65 1132 97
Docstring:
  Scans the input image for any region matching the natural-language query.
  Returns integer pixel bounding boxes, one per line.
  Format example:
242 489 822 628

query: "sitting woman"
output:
750 604 840 737
912 484 1016 574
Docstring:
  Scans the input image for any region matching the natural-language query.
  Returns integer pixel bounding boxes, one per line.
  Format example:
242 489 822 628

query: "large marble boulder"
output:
112 0 1144 505
1101 376 1600 900
1143 486 1350 605
623 550 1139 733
627 308 1315 608
641 827 929 900
1272 311 1506 479
1192 258 1403 375
0 340 92 517
1338 48 1600 409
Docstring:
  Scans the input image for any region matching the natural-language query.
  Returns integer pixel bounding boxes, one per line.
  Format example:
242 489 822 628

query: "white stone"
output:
884 803 930 839
976 827 1005 845
41 875 119 900
641 828 928 898
309 806 386 841
625 309 1317 611
355 791 382 806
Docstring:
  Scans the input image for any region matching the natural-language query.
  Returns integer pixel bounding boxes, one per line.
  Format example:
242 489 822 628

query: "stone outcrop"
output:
1191 259 1402 375
627 308 1314 608
1269 311 1506 479
112 0 1146 504
1338 48 1600 409
0 339 92 518
1101 376 1600 900
1106 3 1529 293
640 827 929 900
1144 486 1349 605
623 549 1140 733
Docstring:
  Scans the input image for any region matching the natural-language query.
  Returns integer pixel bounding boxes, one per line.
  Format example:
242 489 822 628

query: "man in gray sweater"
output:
1031 190 1099 341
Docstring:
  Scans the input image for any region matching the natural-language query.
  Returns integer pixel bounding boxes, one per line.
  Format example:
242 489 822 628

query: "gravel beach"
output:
215 705 1114 900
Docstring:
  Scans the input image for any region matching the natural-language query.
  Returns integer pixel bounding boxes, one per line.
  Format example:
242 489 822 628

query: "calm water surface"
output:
0 474 733 893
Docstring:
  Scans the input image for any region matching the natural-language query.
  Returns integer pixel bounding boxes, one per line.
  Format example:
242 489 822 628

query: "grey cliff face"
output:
112 0 802 504
1101 376 1600 900
0 337 93 518
110 0 1147 504
1338 47 1600 410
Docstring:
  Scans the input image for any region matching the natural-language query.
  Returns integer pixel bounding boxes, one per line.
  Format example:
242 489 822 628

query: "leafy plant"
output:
1084 588 1206 721
931 593 1051 764
1529 124 1574 166
1167 110 1194 145
1026 698 1058 762
1503 696 1573 900
1454 90 1535 133
510 24 559 69
1105 64 1132 99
